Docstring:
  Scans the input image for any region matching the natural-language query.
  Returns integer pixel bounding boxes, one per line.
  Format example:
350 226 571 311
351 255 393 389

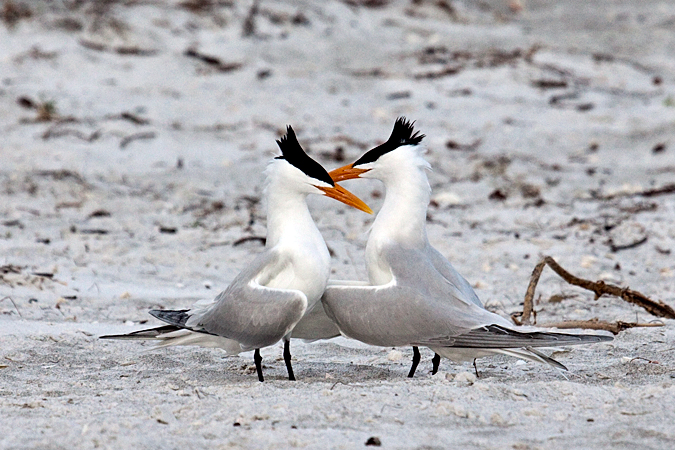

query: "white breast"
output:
274 240 330 306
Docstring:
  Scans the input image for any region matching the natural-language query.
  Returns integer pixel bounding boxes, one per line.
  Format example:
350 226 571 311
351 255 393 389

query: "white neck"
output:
259 161 331 309
366 155 431 284
265 185 323 250
370 167 430 248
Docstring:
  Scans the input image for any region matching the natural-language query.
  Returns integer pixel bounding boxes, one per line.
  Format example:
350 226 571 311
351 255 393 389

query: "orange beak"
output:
328 164 372 182
317 183 373 214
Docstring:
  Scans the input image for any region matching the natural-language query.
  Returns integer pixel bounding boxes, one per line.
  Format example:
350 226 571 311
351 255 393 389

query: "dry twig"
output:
0 296 22 318
120 132 156 149
184 48 242 72
598 183 675 200
233 236 265 246
538 319 663 335
543 256 675 318
517 259 546 325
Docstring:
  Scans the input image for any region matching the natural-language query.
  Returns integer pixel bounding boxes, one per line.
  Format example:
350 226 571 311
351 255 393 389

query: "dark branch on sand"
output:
517 259 546 325
512 256 675 328
537 319 663 335
233 236 266 247
595 183 675 200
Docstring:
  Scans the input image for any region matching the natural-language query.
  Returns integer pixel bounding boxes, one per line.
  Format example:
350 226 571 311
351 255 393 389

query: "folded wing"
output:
188 249 307 350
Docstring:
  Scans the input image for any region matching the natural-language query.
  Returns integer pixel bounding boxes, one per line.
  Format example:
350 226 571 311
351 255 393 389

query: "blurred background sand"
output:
1 1 675 448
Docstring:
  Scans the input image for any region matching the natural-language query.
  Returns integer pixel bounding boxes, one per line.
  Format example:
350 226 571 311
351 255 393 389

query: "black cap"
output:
353 117 425 167
276 126 334 186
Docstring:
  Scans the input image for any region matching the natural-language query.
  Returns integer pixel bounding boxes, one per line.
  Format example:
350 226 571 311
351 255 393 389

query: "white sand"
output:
1 1 675 448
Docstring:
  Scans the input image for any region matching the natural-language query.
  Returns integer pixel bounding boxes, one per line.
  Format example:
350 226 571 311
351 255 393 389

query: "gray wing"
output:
322 246 504 347
381 244 512 325
323 245 612 350
323 244 567 348
425 245 483 307
322 281 472 347
386 246 612 348
188 249 307 350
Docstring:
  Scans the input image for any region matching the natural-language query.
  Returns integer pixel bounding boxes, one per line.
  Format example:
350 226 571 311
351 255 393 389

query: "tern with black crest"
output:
322 118 612 376
101 126 372 382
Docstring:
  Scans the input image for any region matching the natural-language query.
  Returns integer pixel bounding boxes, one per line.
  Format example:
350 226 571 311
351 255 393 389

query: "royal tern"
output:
323 117 612 376
101 126 372 382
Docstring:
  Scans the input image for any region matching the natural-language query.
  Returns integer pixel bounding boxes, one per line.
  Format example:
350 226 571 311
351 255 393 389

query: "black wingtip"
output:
149 309 190 327
99 325 182 340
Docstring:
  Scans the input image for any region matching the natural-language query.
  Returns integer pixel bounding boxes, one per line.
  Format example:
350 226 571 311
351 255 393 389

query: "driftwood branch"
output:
599 183 675 200
539 319 663 335
0 296 22 318
519 259 546 324
512 255 675 329
232 236 266 247
542 256 675 318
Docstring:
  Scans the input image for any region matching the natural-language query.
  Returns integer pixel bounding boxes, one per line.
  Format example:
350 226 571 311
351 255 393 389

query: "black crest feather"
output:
353 117 425 167
276 126 334 186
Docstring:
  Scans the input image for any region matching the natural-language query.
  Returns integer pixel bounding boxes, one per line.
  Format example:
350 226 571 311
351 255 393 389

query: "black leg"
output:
284 340 296 381
473 358 479 378
408 346 421 378
431 353 441 375
254 349 264 382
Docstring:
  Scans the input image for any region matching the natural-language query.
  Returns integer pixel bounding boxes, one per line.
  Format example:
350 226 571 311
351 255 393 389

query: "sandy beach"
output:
1 1 675 448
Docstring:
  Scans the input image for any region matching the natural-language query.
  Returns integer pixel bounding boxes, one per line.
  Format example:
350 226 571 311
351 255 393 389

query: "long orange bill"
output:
317 183 373 214
328 164 371 182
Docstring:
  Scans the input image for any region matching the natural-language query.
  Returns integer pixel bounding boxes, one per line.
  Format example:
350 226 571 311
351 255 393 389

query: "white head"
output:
329 117 429 185
264 126 372 213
